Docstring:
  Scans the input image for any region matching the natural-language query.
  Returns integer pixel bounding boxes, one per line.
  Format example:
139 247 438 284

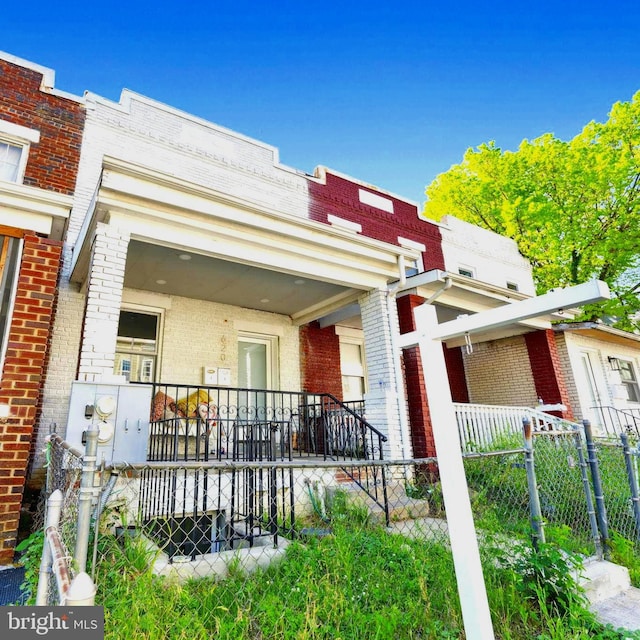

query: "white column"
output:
77 222 130 382
359 288 407 459
410 303 495 638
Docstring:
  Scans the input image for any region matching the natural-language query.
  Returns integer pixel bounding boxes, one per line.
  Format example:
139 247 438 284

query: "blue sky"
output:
3 1 639 206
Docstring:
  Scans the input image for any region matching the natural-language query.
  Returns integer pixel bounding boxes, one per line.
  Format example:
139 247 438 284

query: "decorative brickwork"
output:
0 235 62 564
308 171 445 272
524 329 574 419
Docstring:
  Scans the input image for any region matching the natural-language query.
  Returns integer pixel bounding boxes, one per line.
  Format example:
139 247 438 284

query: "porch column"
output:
359 288 409 459
77 222 130 382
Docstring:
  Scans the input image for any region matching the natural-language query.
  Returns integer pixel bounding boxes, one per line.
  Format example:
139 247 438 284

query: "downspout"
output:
424 276 453 305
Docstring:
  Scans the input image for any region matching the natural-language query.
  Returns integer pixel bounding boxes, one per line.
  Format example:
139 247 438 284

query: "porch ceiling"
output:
70 157 420 325
125 240 356 319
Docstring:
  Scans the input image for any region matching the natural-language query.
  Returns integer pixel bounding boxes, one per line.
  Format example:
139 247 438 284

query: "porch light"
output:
608 356 621 371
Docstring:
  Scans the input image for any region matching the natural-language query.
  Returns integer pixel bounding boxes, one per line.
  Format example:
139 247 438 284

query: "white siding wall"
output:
439 215 536 296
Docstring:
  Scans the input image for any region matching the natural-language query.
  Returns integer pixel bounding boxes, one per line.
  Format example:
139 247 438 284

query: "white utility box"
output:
65 382 153 464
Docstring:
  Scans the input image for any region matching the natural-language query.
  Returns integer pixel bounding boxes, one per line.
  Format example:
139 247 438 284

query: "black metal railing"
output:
590 406 640 438
142 382 384 464
135 383 389 550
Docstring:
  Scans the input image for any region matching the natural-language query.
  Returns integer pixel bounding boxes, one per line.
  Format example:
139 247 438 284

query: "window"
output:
458 266 475 278
0 141 23 182
0 121 39 184
0 233 22 371
114 310 160 383
339 338 367 402
506 282 519 292
619 360 640 403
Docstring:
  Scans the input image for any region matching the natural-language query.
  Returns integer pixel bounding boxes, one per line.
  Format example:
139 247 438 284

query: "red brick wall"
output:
0 235 62 563
307 171 445 272
444 345 469 403
299 322 343 399
524 329 574 419
0 59 85 195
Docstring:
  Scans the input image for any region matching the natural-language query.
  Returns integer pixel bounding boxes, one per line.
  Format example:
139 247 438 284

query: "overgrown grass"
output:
84 494 636 640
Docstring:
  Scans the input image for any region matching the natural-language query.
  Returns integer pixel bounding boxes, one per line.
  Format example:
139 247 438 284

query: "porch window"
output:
115 310 159 383
0 233 22 371
619 360 640 403
339 338 367 402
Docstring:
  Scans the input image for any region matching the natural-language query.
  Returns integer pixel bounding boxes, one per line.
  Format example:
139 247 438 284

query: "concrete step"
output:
590 587 640 633
335 481 431 523
578 558 640 633
579 558 631 604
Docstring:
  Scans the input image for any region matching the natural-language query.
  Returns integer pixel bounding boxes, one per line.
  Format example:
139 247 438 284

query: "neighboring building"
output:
0 52 85 564
554 322 640 434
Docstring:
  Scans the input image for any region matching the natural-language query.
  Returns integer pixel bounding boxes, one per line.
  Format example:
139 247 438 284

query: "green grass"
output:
84 510 635 640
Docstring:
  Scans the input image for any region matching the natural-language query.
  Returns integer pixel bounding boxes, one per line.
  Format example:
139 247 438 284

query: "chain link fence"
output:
589 433 640 556
33 418 640 635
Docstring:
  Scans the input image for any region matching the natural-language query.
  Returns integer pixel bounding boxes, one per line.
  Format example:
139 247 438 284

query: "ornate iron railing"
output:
590 406 640 438
136 383 389 543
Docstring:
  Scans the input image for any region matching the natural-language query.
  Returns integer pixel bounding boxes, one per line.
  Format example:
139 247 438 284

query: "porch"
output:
144 382 381 463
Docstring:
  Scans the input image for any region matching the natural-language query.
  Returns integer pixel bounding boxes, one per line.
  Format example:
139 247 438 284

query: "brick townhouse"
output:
3 52 638 563
0 52 85 563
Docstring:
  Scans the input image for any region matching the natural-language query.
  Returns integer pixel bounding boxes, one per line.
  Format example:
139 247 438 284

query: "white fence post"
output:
35 489 63 605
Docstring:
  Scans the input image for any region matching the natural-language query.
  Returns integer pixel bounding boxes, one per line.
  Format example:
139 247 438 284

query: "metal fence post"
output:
75 426 99 573
573 425 603 558
522 417 545 549
621 432 640 543
35 489 64 605
583 419 610 558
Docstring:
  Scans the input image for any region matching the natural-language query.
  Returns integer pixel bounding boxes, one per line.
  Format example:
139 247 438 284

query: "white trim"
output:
397 237 426 252
327 215 362 233
0 50 84 103
358 188 394 213
0 237 23 377
0 119 40 144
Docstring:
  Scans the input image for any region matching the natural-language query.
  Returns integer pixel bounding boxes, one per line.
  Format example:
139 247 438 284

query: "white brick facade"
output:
439 215 536 296
78 223 130 381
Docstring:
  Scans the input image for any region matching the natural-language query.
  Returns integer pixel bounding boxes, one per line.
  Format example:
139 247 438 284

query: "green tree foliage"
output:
424 91 640 330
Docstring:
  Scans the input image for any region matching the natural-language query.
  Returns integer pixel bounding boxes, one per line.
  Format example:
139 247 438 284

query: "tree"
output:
424 91 640 331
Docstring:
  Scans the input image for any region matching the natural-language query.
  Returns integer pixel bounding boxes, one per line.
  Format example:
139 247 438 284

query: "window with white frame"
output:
0 232 23 372
339 338 367 402
619 360 640 403
0 141 24 182
0 120 39 184
114 309 161 383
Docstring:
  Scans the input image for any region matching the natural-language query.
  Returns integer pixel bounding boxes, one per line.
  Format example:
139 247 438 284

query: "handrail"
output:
590 405 640 437
324 393 388 442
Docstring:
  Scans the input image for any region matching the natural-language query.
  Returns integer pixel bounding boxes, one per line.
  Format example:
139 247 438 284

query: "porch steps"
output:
336 480 431 524
578 558 640 633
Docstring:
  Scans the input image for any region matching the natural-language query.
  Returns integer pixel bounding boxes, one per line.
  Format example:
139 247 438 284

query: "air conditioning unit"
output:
65 382 152 464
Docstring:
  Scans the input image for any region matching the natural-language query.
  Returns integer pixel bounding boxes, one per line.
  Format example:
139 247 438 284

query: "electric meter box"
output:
65 382 153 464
